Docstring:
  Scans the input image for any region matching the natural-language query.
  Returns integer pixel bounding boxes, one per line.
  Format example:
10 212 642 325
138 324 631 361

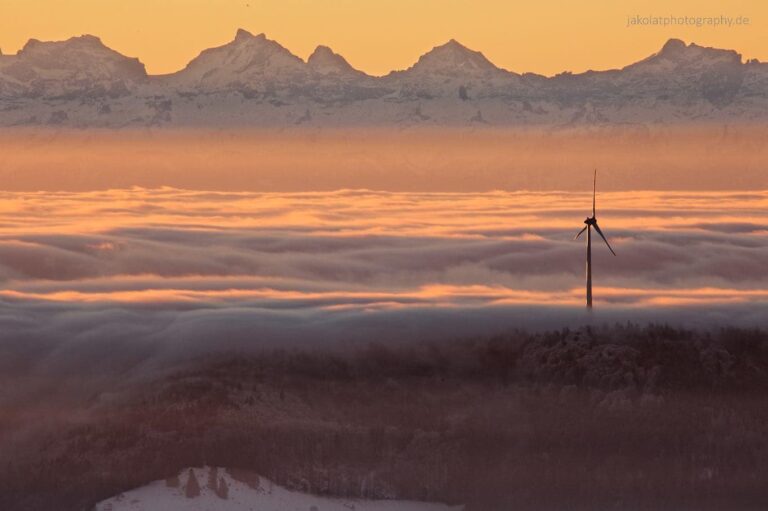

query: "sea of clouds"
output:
1 188 767 380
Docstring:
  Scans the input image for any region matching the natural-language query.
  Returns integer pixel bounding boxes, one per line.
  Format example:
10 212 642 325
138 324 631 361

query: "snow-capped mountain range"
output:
1 30 766 128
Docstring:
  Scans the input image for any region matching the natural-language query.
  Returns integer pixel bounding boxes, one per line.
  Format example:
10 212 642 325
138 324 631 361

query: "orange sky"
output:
1 0 765 76
2 128 768 191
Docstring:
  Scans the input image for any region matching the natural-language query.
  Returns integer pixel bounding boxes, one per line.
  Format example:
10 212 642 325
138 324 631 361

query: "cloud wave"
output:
1 188 767 374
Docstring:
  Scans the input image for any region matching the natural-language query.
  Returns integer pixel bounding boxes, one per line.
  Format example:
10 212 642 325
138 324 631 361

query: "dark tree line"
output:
1 323 767 511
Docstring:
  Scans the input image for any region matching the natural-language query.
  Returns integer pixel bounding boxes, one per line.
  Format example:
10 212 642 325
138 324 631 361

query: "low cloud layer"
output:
1 188 767 377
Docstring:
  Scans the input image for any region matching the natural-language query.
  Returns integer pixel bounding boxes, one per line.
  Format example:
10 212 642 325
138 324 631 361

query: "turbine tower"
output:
574 170 616 308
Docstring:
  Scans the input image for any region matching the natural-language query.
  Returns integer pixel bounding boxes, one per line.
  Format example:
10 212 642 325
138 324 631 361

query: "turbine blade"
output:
593 169 597 217
593 222 616 256
574 226 588 240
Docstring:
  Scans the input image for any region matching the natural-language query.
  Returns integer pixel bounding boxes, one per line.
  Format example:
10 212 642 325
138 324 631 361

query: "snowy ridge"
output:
165 30 306 92
0 31 767 127
0 35 145 99
391 39 505 77
95 467 463 511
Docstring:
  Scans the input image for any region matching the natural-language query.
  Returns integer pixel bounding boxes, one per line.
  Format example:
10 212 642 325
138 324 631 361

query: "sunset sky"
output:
1 0 765 76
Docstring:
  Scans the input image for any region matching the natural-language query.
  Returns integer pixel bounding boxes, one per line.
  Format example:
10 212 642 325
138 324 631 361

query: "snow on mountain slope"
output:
307 45 364 77
164 29 306 93
160 30 386 104
1 34 767 127
395 39 506 78
0 35 146 99
625 38 741 73
95 467 463 511
383 39 527 100
616 39 746 106
742 60 768 96
540 38 748 109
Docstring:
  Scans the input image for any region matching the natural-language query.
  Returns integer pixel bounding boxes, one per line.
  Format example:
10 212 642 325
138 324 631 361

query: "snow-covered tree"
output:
184 468 201 498
216 476 229 499
207 466 219 491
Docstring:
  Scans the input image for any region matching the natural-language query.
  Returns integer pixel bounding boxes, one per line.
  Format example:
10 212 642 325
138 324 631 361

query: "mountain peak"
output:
404 39 504 76
3 34 146 98
307 45 360 75
431 39 475 56
21 34 107 54
444 39 466 49
235 28 253 40
234 28 267 43
656 38 740 63
626 38 742 72
308 45 335 61
172 29 305 89
659 38 687 56
73 34 104 45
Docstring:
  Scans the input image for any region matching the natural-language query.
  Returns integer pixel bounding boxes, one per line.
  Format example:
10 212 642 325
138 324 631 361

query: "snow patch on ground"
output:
95 467 463 511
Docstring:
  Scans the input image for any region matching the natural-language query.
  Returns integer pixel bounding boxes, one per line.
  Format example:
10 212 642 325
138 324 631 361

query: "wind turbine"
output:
574 170 616 309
